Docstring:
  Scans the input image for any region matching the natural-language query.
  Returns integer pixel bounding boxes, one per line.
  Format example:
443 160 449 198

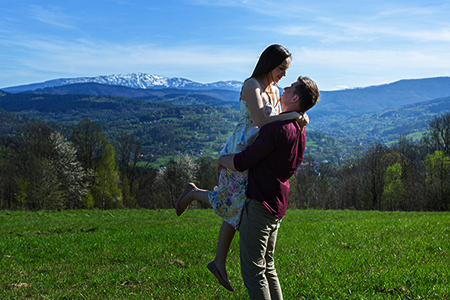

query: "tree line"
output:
291 112 450 211
1 113 449 212
0 117 216 211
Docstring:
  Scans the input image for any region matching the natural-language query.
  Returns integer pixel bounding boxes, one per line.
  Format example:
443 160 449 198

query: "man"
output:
217 76 320 299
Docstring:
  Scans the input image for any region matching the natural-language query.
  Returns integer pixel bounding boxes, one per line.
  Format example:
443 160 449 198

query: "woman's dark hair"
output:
249 44 291 80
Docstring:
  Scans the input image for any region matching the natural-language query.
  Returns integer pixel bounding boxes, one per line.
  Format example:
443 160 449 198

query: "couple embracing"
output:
176 44 320 300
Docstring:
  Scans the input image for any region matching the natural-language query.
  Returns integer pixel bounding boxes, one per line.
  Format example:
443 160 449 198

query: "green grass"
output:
1 209 449 299
404 131 425 141
386 131 426 146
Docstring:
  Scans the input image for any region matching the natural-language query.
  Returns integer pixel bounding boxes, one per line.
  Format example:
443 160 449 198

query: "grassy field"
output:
1 209 449 299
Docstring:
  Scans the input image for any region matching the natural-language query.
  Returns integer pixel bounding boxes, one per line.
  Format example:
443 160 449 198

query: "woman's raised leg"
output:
207 220 235 291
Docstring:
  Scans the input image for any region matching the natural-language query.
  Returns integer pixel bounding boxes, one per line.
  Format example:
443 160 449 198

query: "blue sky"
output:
1 0 450 91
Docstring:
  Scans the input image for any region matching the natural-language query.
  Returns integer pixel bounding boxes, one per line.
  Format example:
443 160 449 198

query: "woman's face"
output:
270 57 291 84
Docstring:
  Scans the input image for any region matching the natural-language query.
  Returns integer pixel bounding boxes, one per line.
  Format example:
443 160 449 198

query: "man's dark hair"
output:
294 76 320 112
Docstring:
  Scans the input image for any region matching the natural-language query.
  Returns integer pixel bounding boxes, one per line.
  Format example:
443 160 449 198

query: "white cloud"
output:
296 47 450 70
29 5 77 29
281 46 450 90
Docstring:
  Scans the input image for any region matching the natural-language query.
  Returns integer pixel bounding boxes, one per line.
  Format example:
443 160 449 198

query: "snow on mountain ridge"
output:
2 73 243 93
58 73 190 89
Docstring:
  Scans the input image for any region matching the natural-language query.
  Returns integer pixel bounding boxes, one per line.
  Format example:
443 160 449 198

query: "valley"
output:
2 74 450 166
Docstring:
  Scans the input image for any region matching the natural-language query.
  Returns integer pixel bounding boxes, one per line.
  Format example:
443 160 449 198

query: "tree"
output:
114 130 160 208
91 143 122 209
382 163 406 211
195 156 217 208
120 176 136 208
391 136 427 211
115 130 136 180
132 168 158 209
425 150 450 211
292 157 318 209
152 154 198 209
358 144 389 210
1 120 87 210
115 131 140 204
291 156 334 209
423 113 450 156
71 118 107 172
334 162 364 210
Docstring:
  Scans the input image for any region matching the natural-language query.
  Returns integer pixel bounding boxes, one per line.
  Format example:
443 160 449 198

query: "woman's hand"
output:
297 112 309 127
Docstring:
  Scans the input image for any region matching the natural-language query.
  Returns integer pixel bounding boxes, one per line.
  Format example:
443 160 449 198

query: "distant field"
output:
1 209 449 299
405 131 426 141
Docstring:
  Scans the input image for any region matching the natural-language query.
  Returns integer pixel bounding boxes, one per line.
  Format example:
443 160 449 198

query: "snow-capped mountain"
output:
2 73 243 93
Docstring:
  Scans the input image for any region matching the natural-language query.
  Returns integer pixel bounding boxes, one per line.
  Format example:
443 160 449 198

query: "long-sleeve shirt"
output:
233 118 306 217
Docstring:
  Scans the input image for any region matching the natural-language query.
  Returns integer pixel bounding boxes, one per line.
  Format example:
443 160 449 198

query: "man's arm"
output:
218 154 236 171
219 122 282 173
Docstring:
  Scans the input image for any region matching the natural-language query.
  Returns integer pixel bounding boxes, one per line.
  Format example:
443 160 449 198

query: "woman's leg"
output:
190 187 211 205
177 183 235 290
213 221 236 283
188 186 236 277
176 184 211 216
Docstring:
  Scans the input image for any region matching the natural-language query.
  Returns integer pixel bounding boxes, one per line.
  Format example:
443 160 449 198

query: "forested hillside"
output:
310 95 450 147
1 87 450 213
0 91 341 163
0 109 26 136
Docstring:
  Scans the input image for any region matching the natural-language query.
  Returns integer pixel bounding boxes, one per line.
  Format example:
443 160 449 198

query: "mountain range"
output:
4 73 450 116
315 76 450 115
1 73 242 93
16 82 242 105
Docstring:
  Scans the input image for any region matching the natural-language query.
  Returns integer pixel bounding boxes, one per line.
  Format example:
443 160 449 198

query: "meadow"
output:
1 209 449 299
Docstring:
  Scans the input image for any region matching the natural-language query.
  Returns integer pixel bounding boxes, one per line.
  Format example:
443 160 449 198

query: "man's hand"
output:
218 154 236 172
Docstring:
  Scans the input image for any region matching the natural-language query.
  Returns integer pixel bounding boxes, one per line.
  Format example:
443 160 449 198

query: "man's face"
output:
281 81 300 107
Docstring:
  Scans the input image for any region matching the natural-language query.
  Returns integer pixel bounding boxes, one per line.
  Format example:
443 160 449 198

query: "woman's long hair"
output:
249 44 291 80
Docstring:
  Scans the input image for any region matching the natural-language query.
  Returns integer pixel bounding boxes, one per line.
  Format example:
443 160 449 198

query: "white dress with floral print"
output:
208 91 280 230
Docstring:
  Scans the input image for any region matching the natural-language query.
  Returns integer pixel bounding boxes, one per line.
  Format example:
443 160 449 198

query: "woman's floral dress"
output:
208 91 280 230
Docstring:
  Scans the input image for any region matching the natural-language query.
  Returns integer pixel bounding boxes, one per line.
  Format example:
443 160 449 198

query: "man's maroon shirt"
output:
233 117 306 217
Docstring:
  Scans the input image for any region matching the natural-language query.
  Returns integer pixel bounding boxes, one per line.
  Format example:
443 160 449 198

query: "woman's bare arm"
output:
242 78 302 127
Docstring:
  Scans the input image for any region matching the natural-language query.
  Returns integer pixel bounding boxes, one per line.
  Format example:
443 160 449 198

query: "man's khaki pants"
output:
239 199 283 300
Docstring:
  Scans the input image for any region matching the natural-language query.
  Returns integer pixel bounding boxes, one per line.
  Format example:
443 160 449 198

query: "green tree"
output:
391 136 427 210
382 163 406 211
114 130 147 205
425 150 450 210
14 178 28 209
120 177 136 208
92 143 122 209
